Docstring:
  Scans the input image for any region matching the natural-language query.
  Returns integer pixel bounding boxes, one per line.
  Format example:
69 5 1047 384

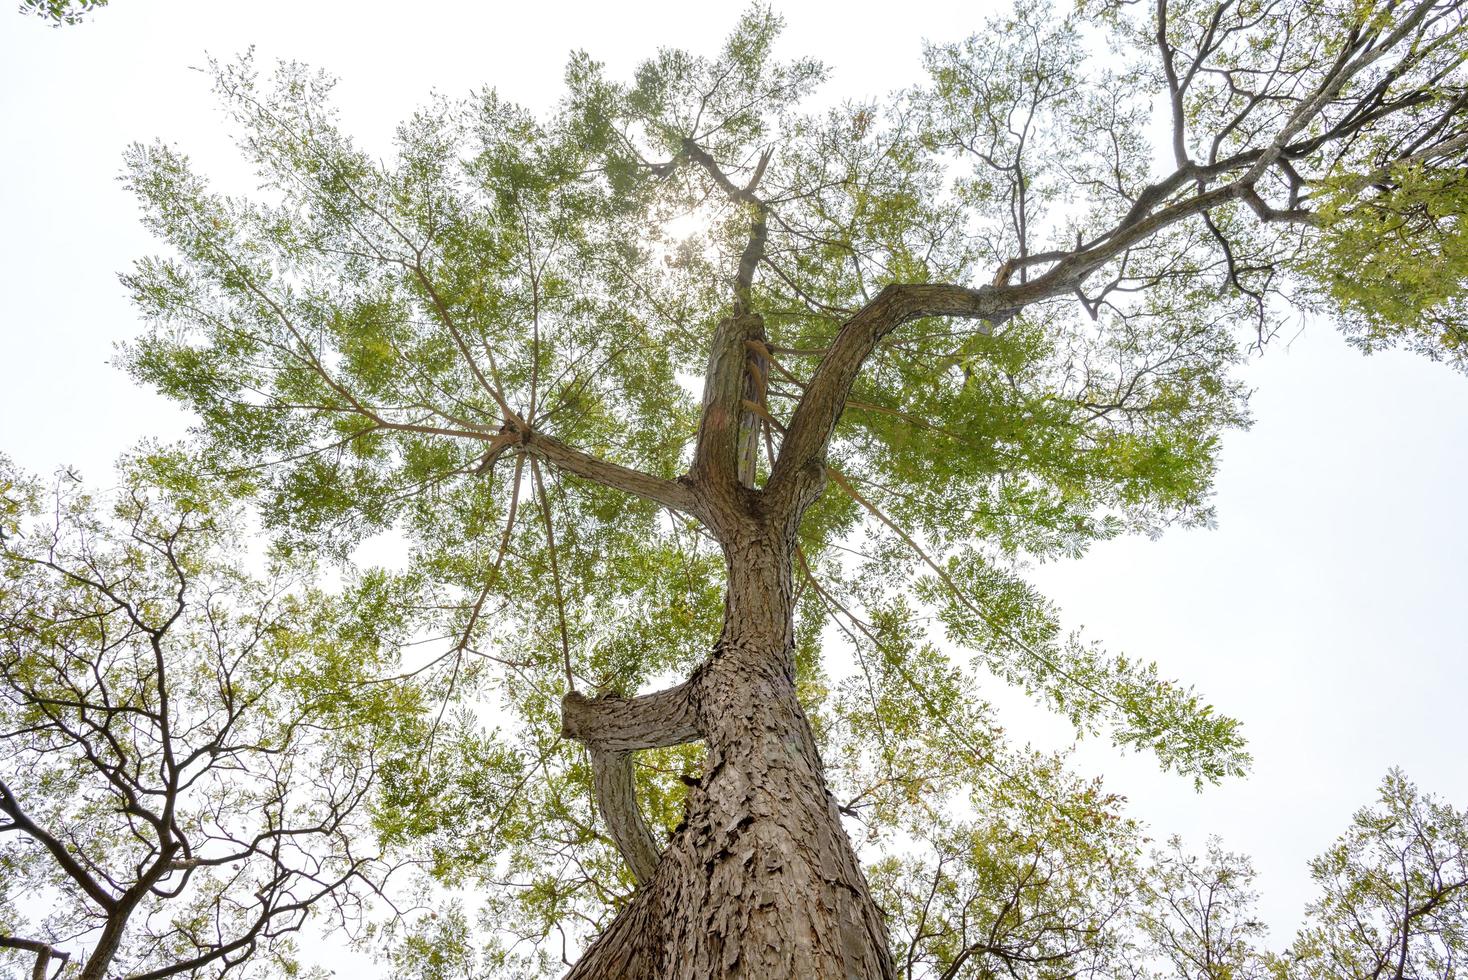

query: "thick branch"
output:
561 683 700 752
681 138 765 208
767 282 1011 519
680 138 777 505
561 684 701 884
765 158 1324 523
0 937 69 980
521 430 703 520
587 748 662 885
691 313 766 514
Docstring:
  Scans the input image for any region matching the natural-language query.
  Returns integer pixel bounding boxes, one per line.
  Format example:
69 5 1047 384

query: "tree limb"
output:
0 936 70 980
0 778 116 911
767 282 1010 520
561 684 701 753
587 748 662 885
561 684 702 884
522 430 704 520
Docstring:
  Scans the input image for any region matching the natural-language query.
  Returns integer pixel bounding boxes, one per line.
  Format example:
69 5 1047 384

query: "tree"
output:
1135 837 1271 980
1280 769 1468 979
0 453 418 980
797 767 1468 980
1108 771 1468 980
867 757 1144 979
116 1 1468 975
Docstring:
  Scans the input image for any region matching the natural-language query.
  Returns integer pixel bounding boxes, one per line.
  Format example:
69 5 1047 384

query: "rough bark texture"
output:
76 913 127 980
554 263 909 977
554 275 1019 978
565 526 894 980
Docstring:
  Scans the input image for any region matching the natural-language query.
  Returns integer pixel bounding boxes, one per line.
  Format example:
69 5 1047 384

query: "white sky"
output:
2 0 1465 955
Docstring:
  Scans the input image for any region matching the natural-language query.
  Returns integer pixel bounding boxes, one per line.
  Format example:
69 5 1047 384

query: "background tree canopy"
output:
0 452 423 978
1 0 1466 977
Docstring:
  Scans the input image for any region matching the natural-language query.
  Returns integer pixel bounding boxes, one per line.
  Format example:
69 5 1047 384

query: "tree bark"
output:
563 685 701 886
565 528 894 980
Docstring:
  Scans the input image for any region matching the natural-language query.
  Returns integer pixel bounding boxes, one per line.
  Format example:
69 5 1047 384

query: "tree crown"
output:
114 0 1468 967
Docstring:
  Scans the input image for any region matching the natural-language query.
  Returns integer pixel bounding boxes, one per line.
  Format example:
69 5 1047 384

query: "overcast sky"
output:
3 0 1465 950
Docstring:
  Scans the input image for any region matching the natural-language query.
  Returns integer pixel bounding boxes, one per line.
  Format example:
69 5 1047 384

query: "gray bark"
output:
563 683 700 885
559 303 900 978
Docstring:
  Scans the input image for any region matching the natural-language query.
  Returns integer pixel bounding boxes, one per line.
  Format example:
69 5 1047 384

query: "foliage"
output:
1303 164 1468 365
17 0 106 26
865 770 1468 979
0 451 423 978
867 756 1143 980
1280 769 1468 979
1136 837 1271 980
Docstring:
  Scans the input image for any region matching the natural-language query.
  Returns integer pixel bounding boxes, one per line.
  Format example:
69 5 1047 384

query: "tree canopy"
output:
16 0 107 26
3 0 1467 975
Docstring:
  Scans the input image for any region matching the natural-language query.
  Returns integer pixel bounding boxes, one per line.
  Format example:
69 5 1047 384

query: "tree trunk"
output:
566 530 894 980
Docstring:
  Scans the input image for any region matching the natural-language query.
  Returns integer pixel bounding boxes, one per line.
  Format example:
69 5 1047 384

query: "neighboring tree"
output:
1116 771 1468 980
1281 769 1468 979
115 0 1468 975
866 756 1143 979
1136 837 1271 980
17 0 106 26
0 453 418 980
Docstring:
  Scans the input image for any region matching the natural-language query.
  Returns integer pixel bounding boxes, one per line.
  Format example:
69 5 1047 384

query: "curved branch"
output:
0 777 116 911
764 155 1325 525
561 684 702 884
767 282 1013 520
588 748 662 885
0 936 69 980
